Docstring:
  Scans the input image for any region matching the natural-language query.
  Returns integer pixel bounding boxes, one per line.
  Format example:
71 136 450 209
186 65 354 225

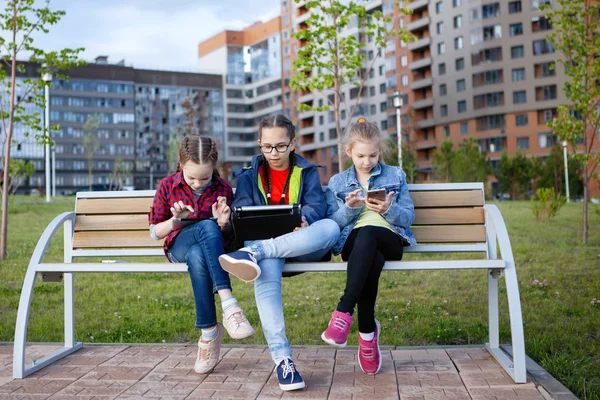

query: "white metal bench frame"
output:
13 182 526 383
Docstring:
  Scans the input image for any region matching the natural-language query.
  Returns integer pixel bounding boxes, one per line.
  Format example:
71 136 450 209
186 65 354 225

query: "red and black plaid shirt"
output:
149 171 233 255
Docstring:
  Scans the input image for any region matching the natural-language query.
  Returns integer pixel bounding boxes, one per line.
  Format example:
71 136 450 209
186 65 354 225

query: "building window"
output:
436 1 443 13
536 84 557 100
538 131 555 148
369 86 376 96
531 0 552 10
471 47 503 65
461 122 469 134
380 102 387 112
401 75 409 86
513 90 527 104
533 39 555 55
401 55 408 67
516 114 529 126
511 45 525 59
454 36 463 49
369 69 375 78
454 15 463 29
458 100 467 113
482 3 500 19
509 1 522 13
510 23 523 36
517 137 530 149
456 57 464 71
378 65 385 76
474 91 504 109
439 63 446 75
381 120 388 130
512 68 526 81
368 50 374 60
370 104 376 115
440 84 447 96
443 125 450 137
437 22 444 34
438 42 445 55
535 61 556 78
453 0 461 7
440 104 448 117
532 16 553 32
457 79 466 92
380 83 386 94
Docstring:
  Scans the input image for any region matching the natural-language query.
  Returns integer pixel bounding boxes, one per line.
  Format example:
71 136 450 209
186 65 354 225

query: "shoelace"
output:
281 359 296 379
198 345 214 361
331 316 349 332
228 311 248 327
360 345 375 360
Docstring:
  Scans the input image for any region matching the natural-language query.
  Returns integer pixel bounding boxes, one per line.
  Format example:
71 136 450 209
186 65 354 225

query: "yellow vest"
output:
257 165 302 204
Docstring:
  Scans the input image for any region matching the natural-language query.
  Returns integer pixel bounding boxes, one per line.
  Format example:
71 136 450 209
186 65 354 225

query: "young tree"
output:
290 0 414 172
542 0 600 244
496 151 533 200
384 140 418 183
0 158 34 196
108 157 130 191
432 139 454 182
0 0 84 259
452 138 491 184
82 114 100 191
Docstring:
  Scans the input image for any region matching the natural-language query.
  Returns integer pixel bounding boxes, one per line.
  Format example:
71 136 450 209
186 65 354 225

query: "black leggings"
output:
337 226 406 333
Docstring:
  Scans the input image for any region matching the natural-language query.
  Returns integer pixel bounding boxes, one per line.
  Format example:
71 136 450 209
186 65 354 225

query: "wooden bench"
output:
13 182 526 383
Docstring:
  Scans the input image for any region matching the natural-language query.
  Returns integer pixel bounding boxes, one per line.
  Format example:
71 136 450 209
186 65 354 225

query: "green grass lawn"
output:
0 197 599 399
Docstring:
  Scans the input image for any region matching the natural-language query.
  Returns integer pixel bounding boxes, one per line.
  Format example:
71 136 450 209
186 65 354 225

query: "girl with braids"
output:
218 114 339 391
323 119 415 375
149 135 254 375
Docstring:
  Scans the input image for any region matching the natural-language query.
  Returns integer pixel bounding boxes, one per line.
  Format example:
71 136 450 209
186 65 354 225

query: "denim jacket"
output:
326 163 416 255
233 153 327 225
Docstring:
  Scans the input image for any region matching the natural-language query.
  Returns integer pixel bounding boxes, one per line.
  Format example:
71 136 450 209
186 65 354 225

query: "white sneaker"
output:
194 323 223 374
223 305 255 339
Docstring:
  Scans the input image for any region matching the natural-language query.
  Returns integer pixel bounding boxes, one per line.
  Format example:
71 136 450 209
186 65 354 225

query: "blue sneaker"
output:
276 358 305 391
218 250 261 282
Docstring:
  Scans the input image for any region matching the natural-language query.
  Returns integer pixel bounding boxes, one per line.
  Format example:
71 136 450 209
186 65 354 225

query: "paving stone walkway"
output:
0 344 553 399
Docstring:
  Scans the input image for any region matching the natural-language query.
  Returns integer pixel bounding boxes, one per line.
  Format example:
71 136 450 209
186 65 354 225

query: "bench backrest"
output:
71 182 486 258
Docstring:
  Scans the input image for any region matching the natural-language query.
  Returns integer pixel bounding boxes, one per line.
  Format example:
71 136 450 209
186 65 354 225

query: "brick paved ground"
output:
0 344 551 399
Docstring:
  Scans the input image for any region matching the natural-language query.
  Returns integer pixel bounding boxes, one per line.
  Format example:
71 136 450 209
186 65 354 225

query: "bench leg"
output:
488 273 499 349
13 269 82 379
503 265 527 383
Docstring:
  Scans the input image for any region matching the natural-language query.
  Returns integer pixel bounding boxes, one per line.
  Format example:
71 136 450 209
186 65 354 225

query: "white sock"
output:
359 331 374 341
221 297 238 313
239 247 254 254
201 325 218 342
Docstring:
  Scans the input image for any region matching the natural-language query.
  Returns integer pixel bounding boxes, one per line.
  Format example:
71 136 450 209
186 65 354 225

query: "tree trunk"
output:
1 47 18 260
582 176 589 244
334 82 343 173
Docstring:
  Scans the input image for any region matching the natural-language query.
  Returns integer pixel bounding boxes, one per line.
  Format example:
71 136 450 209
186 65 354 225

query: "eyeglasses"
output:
259 142 292 154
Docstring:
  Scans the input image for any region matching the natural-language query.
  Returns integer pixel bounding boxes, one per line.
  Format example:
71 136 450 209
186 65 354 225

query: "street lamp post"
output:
392 91 404 169
563 140 570 202
42 70 52 203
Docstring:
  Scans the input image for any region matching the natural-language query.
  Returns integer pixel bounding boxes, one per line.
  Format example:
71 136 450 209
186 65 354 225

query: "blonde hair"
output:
344 119 385 162
177 136 218 170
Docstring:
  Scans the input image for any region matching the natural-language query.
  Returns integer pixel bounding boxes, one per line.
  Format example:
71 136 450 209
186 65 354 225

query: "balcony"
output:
409 57 432 71
407 17 430 33
410 77 433 90
406 0 428 11
411 98 434 110
408 36 431 51
417 118 436 129
415 138 438 150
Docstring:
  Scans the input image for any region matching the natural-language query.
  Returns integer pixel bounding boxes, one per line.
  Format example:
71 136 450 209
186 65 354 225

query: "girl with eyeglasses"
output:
218 113 339 391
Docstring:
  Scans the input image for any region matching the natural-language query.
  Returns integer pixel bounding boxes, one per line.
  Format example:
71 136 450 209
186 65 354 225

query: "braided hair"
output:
177 135 219 171
258 114 296 205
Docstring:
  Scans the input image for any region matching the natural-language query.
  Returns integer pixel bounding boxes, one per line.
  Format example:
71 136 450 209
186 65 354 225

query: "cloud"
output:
33 0 279 71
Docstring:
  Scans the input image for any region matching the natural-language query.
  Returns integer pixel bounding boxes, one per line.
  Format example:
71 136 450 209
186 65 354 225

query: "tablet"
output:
172 217 217 230
231 204 302 246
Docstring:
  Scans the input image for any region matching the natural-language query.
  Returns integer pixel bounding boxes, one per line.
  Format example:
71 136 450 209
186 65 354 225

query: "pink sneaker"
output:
358 319 381 375
321 310 353 347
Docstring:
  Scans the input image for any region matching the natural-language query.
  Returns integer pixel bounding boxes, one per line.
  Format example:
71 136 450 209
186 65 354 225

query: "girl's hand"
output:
170 201 194 218
345 188 365 208
212 196 231 227
365 191 394 214
293 216 309 232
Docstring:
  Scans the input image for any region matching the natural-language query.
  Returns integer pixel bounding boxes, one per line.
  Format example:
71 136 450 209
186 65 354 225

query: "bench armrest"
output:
29 212 76 281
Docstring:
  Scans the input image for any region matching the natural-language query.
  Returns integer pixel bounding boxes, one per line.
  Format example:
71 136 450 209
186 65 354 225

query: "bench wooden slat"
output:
73 231 162 248
414 207 485 225
75 215 149 231
412 225 486 243
410 190 483 208
76 198 153 215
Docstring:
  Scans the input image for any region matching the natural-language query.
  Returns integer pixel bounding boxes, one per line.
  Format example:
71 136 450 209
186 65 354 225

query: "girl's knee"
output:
319 219 340 246
186 246 207 270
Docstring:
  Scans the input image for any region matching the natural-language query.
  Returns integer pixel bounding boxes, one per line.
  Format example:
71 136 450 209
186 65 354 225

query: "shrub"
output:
532 187 567 222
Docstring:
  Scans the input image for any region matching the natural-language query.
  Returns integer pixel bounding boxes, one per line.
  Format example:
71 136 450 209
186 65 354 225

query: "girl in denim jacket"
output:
323 119 416 375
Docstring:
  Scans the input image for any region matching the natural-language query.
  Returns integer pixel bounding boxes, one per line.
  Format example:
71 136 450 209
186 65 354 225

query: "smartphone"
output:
367 188 386 201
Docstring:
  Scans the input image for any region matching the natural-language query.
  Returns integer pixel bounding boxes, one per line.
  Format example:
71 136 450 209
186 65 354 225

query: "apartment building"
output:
198 18 283 171
8 57 223 194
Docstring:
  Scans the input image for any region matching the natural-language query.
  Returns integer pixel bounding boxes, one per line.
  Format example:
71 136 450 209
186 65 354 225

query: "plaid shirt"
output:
149 171 234 255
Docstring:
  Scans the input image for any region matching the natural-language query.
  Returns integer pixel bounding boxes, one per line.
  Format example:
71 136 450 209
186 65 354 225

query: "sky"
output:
33 0 280 72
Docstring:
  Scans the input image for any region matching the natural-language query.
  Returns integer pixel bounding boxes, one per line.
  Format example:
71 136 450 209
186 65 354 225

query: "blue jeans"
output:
167 220 232 329
247 219 340 363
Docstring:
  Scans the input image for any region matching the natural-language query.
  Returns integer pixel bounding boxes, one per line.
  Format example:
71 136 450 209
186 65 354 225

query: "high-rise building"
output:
7 57 223 194
198 18 283 171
